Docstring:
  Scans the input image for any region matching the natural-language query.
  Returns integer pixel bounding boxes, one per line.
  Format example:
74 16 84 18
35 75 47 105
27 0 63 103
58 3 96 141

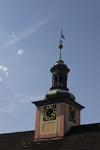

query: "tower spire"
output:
58 29 65 60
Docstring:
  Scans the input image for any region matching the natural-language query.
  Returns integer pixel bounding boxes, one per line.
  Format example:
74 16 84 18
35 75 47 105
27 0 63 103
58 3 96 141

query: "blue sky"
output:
0 0 100 134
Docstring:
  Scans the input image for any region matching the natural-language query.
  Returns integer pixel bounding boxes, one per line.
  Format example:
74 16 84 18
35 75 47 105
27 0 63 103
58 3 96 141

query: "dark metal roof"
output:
32 97 85 110
0 123 100 150
44 89 75 101
50 59 70 73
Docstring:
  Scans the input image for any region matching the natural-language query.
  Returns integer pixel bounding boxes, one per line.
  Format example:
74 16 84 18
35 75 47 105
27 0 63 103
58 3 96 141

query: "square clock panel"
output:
43 105 56 121
69 106 76 124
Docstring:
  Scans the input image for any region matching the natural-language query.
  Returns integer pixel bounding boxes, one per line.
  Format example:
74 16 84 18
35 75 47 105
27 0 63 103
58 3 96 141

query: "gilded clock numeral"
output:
53 111 56 113
48 116 50 119
45 117 48 120
51 113 55 116
43 115 47 119
50 116 54 120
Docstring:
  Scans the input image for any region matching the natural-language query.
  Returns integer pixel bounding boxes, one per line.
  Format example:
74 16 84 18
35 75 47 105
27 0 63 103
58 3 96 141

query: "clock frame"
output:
43 105 56 121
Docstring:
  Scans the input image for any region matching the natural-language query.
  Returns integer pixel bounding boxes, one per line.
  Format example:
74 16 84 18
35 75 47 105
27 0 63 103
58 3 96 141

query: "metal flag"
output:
61 29 65 40
61 33 65 40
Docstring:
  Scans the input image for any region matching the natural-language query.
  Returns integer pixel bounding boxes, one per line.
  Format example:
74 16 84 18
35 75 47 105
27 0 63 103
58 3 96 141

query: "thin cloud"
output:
1 13 57 48
9 18 50 44
0 108 13 113
10 30 16 44
18 49 24 55
8 30 16 43
0 94 44 113
0 77 2 82
19 95 44 103
12 30 16 39
6 72 9 75
0 104 19 113
0 65 9 76
0 65 8 72
28 95 44 101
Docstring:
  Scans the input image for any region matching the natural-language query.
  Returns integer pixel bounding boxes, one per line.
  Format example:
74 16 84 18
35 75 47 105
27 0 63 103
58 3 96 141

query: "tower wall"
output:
34 102 80 140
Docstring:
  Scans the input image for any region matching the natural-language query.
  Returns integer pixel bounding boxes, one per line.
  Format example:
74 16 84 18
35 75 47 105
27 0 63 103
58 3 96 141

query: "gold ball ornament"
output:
59 44 63 49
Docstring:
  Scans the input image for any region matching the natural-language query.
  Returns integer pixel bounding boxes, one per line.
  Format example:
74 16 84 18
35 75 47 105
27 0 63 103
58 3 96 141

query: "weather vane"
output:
58 29 65 60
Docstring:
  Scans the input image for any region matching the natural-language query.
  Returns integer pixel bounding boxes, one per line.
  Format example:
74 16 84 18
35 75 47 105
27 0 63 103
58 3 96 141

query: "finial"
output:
58 29 65 60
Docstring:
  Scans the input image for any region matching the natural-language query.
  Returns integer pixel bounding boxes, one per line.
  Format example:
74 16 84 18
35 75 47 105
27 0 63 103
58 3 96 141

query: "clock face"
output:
69 106 76 124
43 105 56 121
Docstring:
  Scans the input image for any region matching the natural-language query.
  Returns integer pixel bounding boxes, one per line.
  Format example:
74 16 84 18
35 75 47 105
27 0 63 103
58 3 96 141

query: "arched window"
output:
59 76 63 87
64 76 67 87
55 76 57 87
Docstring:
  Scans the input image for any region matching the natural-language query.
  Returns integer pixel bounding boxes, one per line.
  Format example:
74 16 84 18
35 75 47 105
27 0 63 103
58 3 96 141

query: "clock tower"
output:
33 31 85 140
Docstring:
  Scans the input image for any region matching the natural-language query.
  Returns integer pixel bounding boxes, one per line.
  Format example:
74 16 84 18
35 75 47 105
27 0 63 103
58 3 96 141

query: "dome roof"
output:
44 89 75 101
54 59 65 66
50 59 69 73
